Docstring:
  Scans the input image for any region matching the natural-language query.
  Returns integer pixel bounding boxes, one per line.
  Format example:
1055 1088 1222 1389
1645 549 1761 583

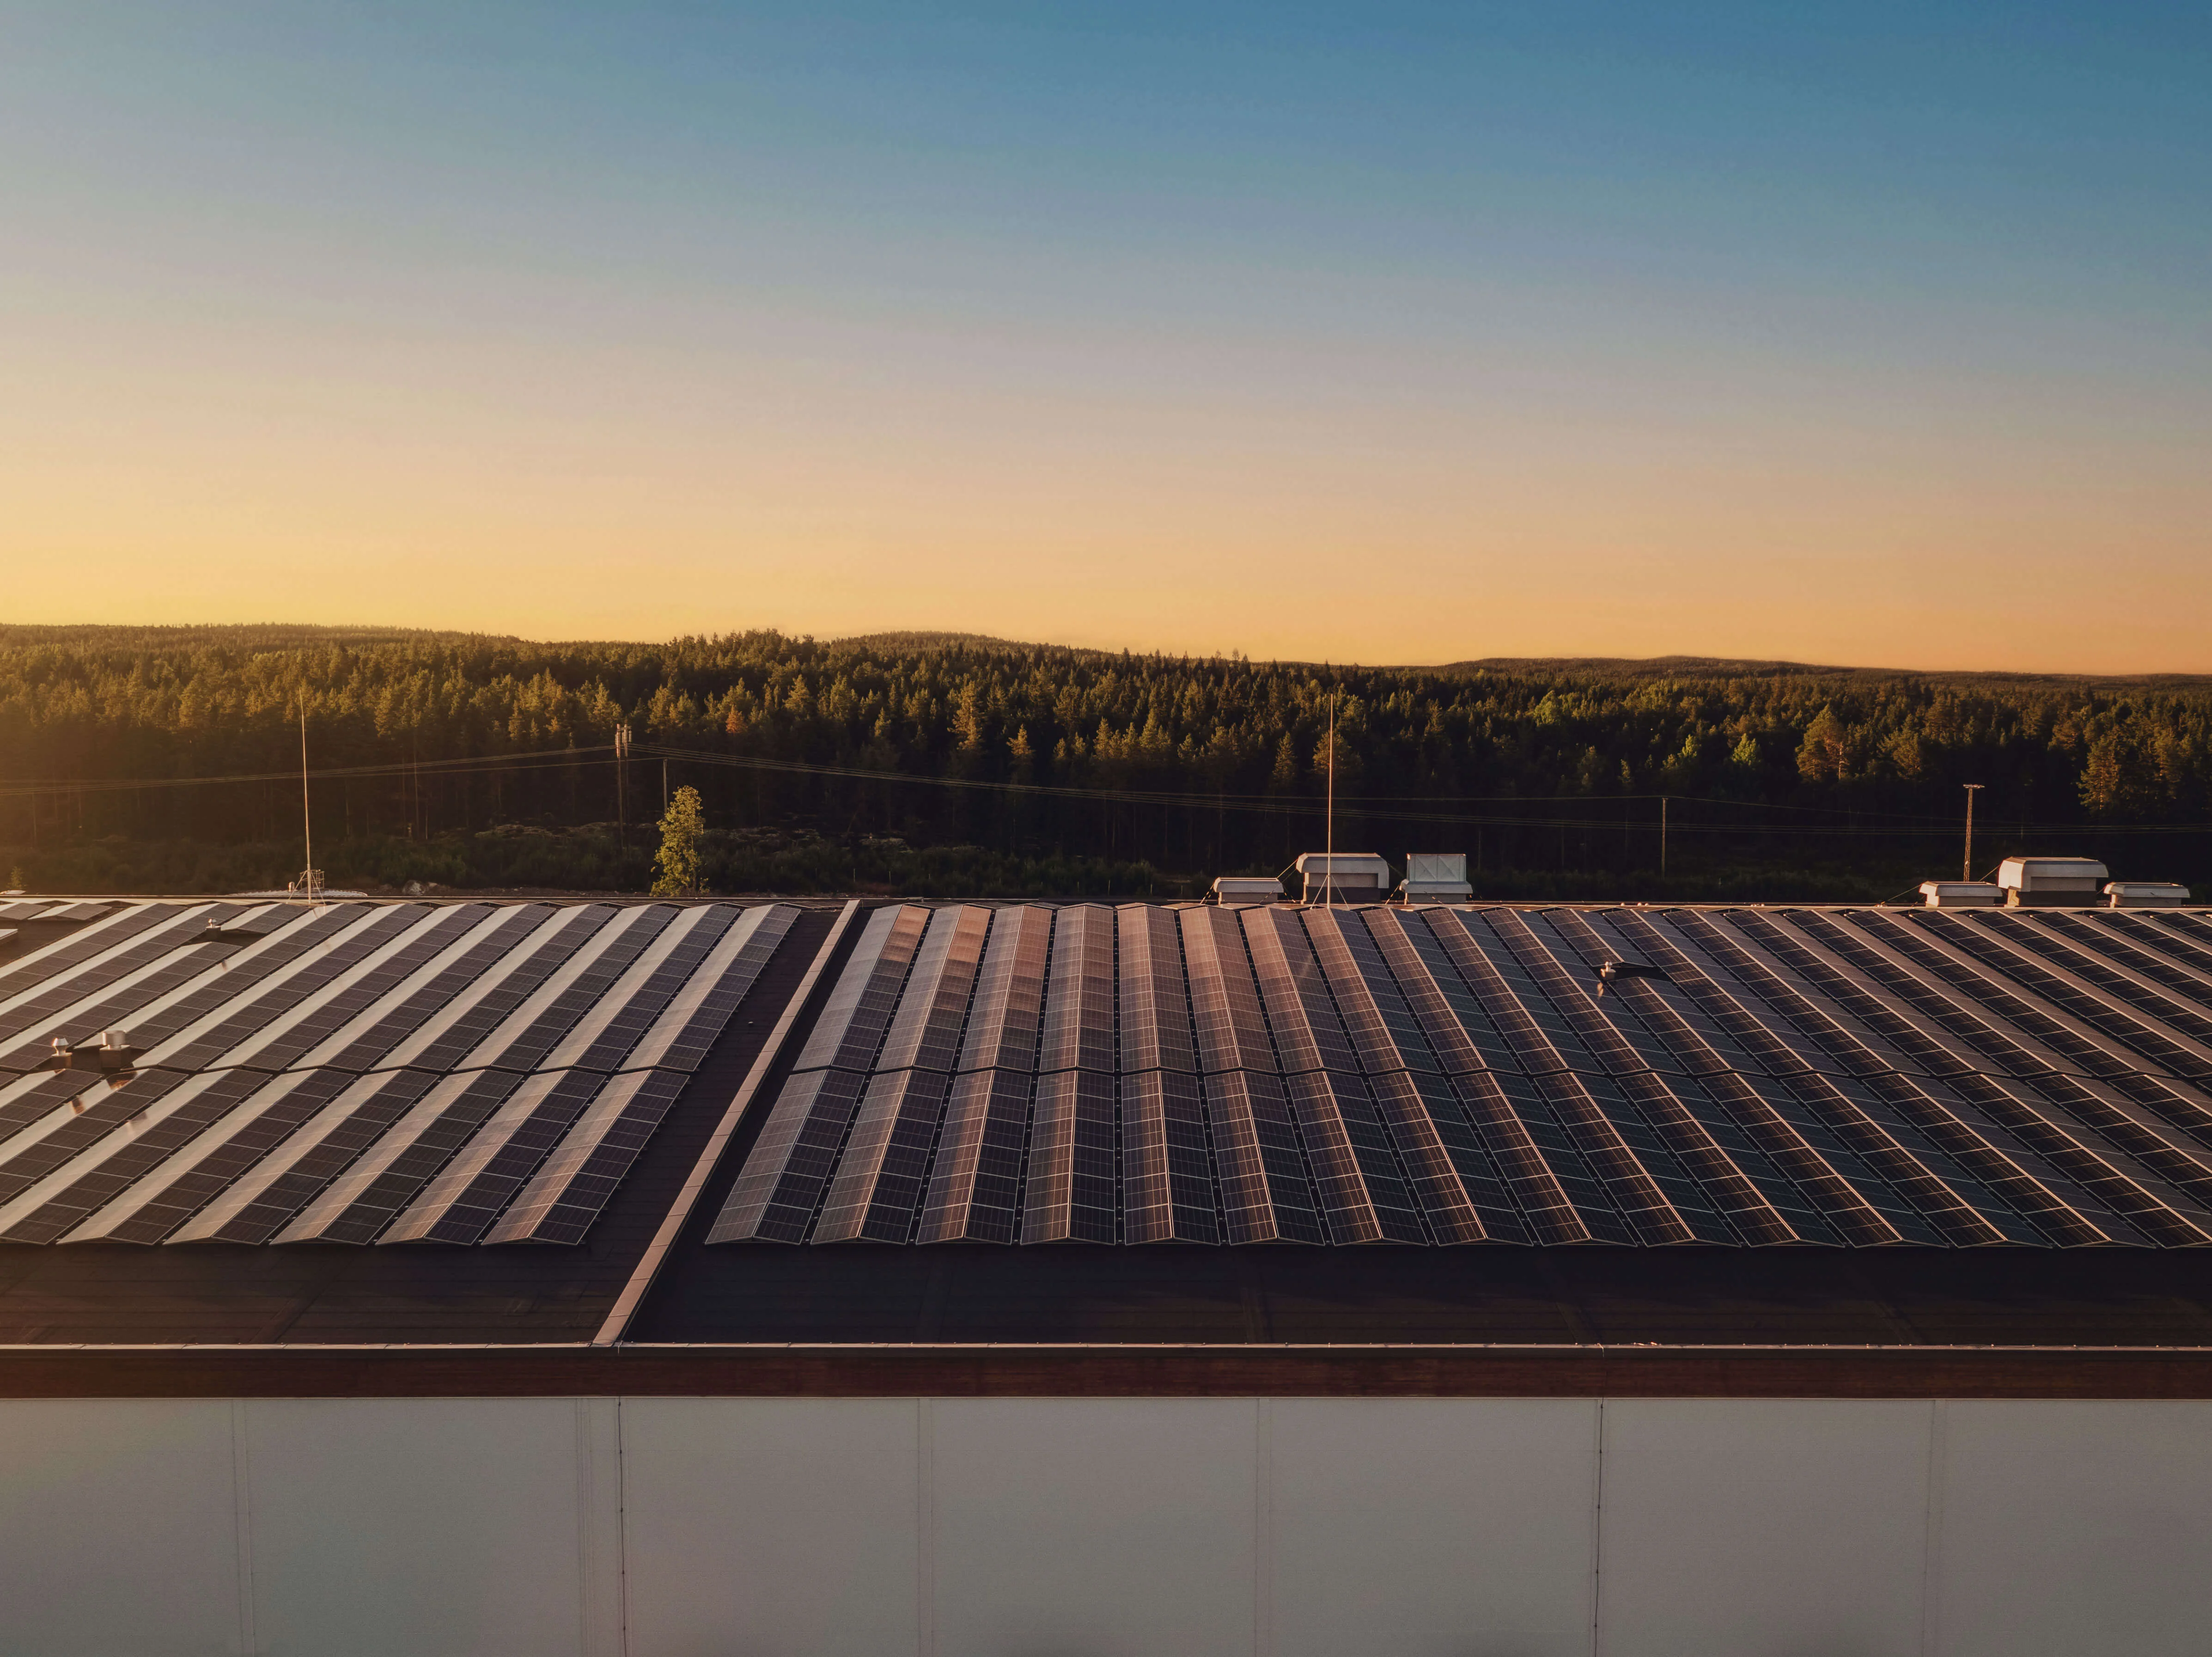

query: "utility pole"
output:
1660 795 1669 878
662 758 670 813
1962 783 1984 881
615 723 630 845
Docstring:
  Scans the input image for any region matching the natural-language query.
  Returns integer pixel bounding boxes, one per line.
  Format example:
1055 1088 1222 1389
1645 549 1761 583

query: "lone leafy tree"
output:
651 785 706 897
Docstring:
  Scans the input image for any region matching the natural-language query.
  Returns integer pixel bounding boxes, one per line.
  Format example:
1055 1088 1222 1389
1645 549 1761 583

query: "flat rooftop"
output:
5 894 2212 1396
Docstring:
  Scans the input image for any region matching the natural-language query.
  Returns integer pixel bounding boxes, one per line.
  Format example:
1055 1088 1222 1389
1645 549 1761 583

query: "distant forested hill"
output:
0 624 2206 897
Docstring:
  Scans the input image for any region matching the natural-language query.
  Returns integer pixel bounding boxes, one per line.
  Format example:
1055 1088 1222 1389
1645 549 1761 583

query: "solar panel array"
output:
712 901 2212 1248
0 899 798 1246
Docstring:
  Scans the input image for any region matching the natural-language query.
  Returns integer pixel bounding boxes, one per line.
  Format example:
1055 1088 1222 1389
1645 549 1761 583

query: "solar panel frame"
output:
811 1068 956 1242
142 904 449 1074
708 1067 872 1242
1020 1069 1118 1243
871 906 992 1075
0 903 233 1050
481 1068 691 1246
0 902 192 1021
1036 905 1116 1074
787 905 931 1074
954 906 1053 1074
60 1069 365 1246
618 904 796 1075
368 904 619 1074
915 1066 1036 1243
272 1068 530 1244
379 1068 613 1245
164 1069 443 1245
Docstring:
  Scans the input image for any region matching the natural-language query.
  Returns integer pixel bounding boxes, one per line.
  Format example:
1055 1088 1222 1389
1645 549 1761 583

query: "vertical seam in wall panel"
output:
615 1397 632 1657
230 1398 258 1657
1254 1397 1274 1657
1921 1399 1948 1657
1590 1396 1607 1657
576 1399 594 1657
917 1398 937 1657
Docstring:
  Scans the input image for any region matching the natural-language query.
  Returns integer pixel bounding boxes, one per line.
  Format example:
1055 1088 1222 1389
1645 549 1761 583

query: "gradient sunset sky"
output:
6 3 2209 671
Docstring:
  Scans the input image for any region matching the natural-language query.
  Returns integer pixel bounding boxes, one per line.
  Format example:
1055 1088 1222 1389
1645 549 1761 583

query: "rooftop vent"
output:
1596 960 1667 996
1293 853 1391 904
1211 876 1283 906
1920 880 2002 909
1400 853 1472 903
2106 881 2192 910
1996 856 2109 909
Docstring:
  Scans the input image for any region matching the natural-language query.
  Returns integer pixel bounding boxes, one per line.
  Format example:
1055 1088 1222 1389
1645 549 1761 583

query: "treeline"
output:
1 625 2207 897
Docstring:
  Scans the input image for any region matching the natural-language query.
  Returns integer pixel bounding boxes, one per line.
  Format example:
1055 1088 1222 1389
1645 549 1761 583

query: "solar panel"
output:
618 904 796 1074
811 1068 954 1242
872 906 991 1074
165 1069 442 1244
140 905 438 1073
273 1069 525 1244
0 902 180 1012
379 1068 611 1245
369 904 618 1073
916 1067 1037 1243
481 1068 690 1245
709 1067 871 1242
539 905 732 1072
0 905 332 1073
1199 1068 1324 1244
32 893 2212 1257
296 905 552 1072
1116 906 1195 1074
1119 1069 1218 1244
1178 907 1277 1074
956 907 1052 1073
67 1069 365 1246
0 904 231 1051
0 1069 277 1246
788 904 931 1074
1020 1068 1117 1242
1037 906 1115 1074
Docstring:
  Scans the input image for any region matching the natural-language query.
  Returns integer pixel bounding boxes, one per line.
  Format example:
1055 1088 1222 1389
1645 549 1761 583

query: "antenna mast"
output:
299 698 317 903
1325 691 1337 908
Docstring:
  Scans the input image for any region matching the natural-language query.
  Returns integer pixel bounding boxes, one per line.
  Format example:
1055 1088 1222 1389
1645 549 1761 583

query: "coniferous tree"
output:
651 785 706 897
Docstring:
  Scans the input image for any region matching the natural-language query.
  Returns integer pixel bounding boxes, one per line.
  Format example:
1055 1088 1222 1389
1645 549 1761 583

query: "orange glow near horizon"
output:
7 9 2212 675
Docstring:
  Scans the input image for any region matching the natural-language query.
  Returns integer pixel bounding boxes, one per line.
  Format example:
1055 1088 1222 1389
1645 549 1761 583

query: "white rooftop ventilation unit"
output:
1920 880 2001 908
1211 876 1283 906
1996 857 2109 908
1400 853 1472 903
2106 881 2191 910
1294 853 1391 904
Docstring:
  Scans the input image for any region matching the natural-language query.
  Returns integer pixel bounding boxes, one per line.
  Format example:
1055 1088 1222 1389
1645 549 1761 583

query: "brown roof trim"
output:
6 1342 2212 1399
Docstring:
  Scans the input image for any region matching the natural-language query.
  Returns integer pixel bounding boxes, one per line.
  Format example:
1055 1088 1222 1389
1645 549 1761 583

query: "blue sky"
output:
6 3 2209 667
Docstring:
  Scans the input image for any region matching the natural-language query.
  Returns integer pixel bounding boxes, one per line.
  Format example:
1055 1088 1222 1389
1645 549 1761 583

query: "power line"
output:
0 746 616 803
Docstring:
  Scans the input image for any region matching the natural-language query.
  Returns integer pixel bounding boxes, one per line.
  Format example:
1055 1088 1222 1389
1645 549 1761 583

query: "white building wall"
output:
2 1395 2210 1657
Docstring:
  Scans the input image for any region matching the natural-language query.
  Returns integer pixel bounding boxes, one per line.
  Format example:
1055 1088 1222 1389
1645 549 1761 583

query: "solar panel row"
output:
713 902 2212 1247
0 900 800 1247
